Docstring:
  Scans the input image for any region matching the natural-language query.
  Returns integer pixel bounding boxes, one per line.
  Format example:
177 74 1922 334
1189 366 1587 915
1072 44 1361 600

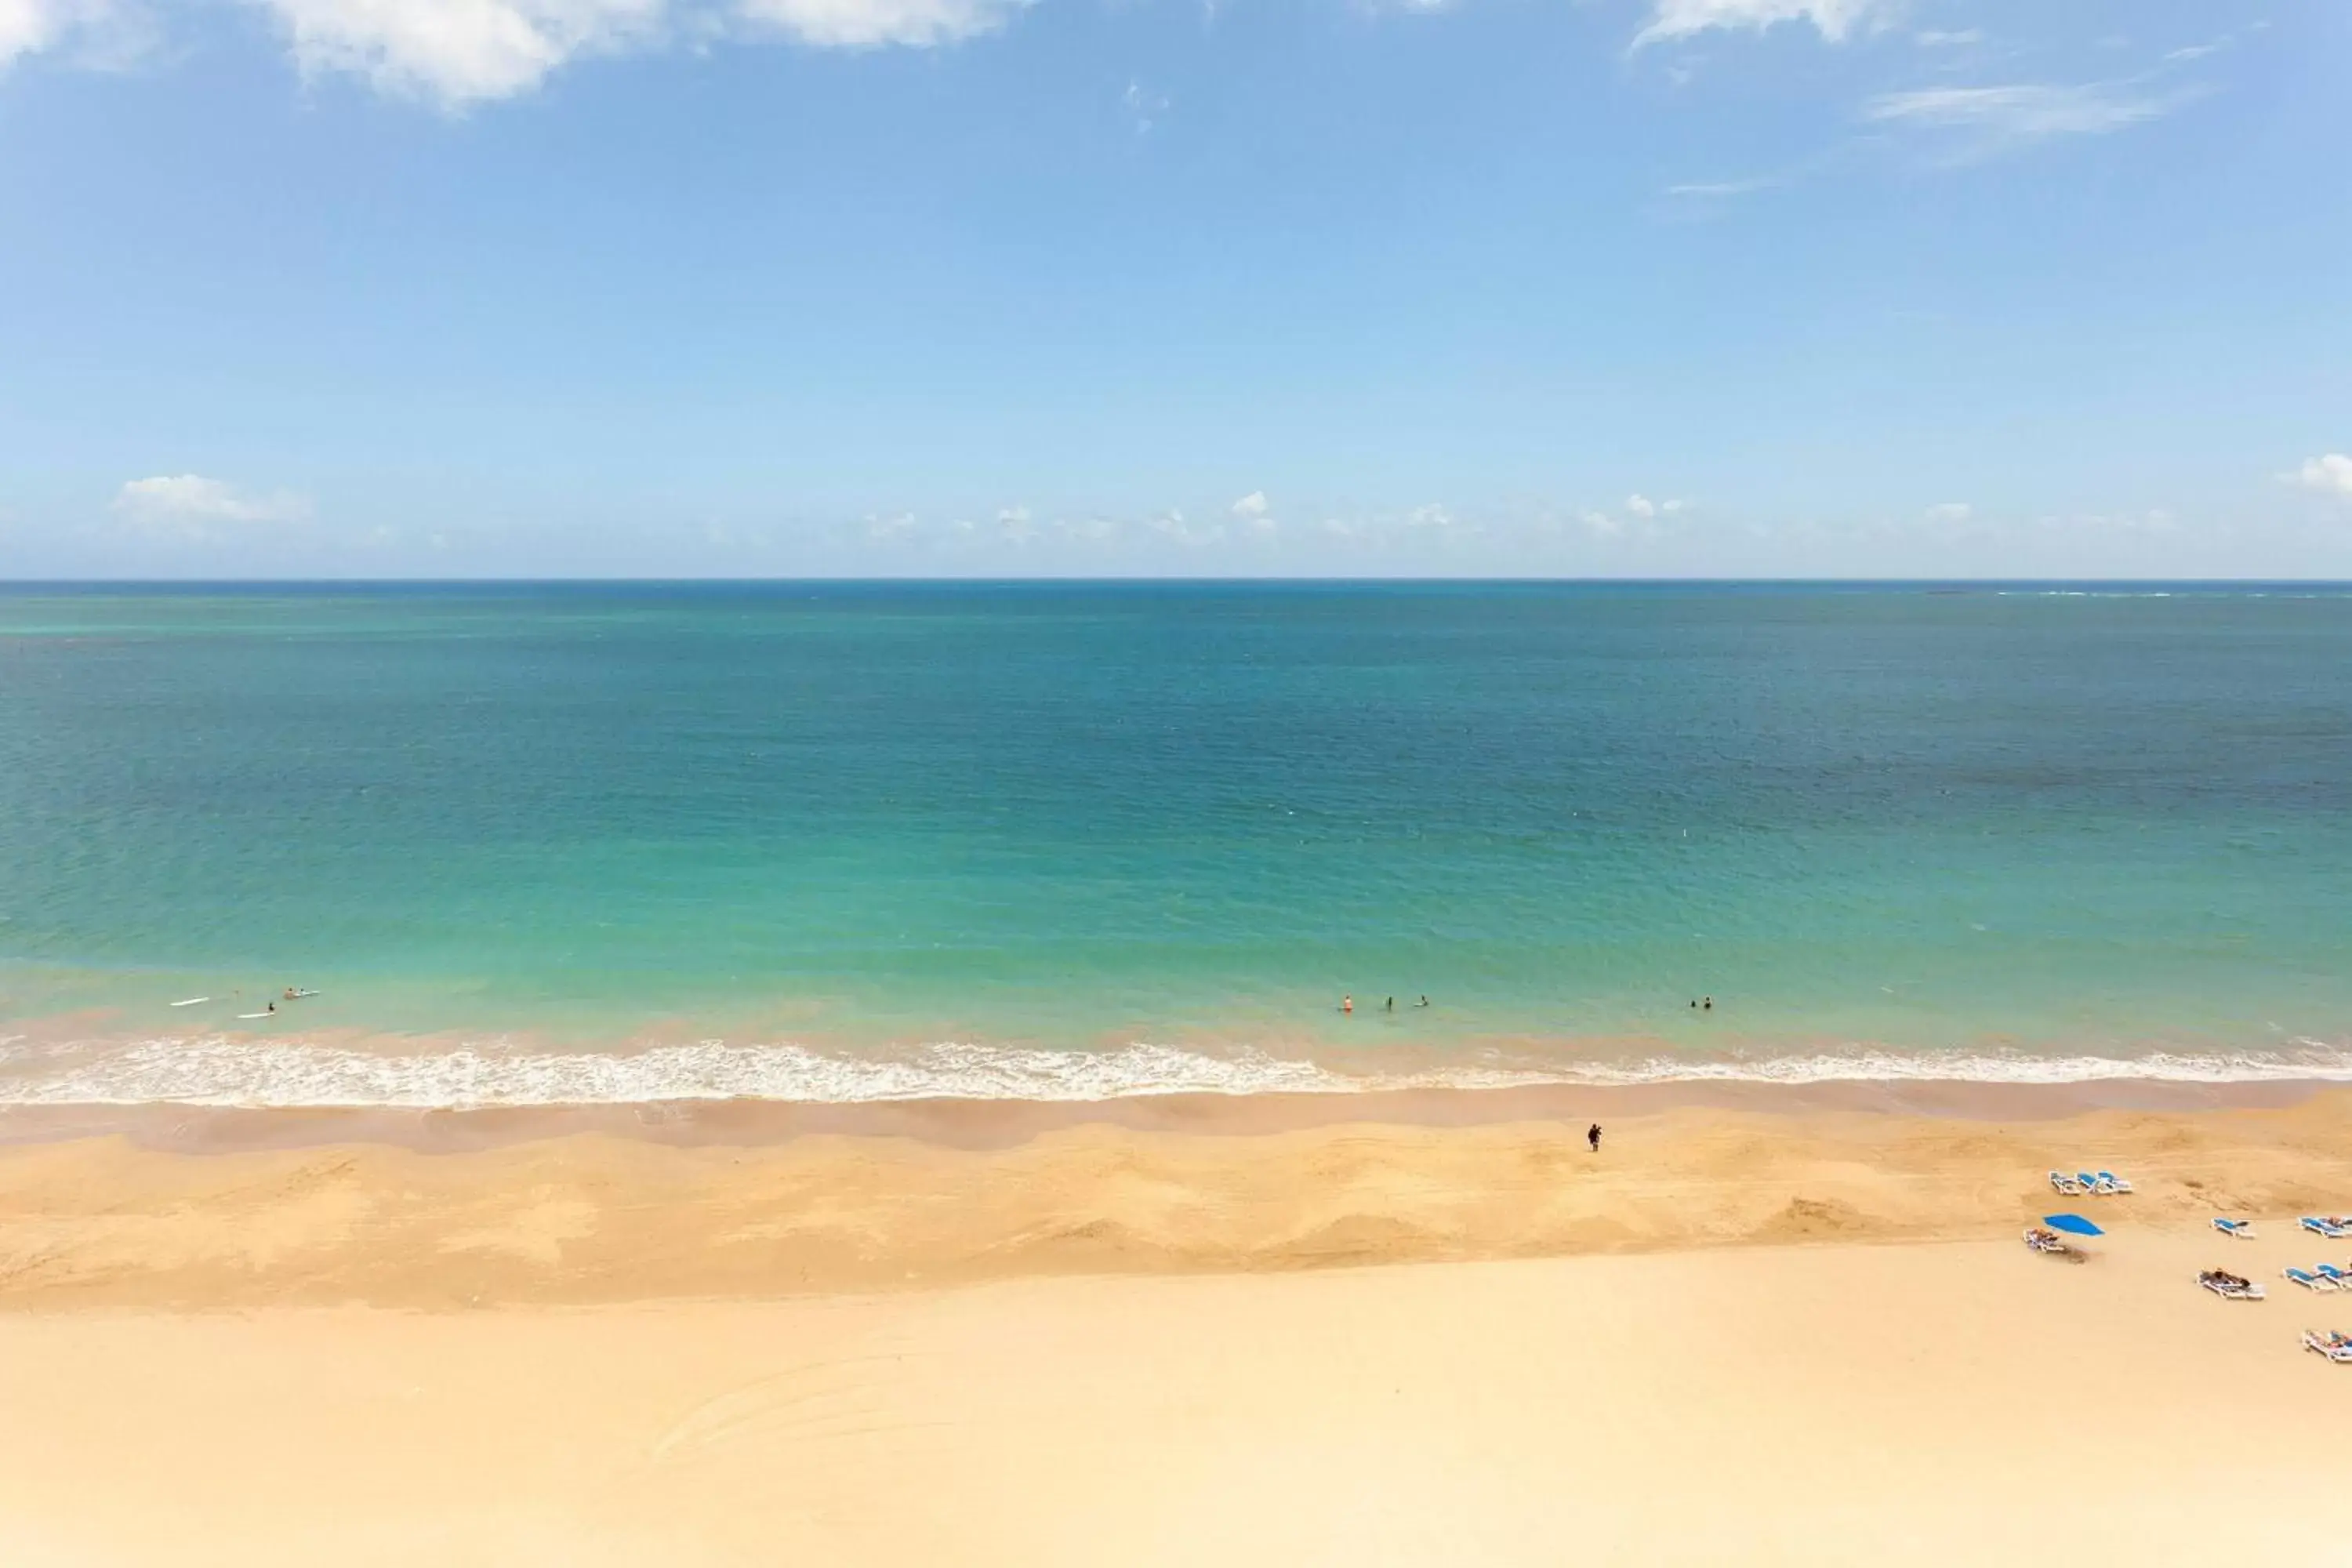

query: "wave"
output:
3 1035 2351 1109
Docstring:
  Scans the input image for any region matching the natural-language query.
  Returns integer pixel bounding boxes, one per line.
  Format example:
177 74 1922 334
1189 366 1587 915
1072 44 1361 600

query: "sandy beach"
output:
2 1088 2349 1563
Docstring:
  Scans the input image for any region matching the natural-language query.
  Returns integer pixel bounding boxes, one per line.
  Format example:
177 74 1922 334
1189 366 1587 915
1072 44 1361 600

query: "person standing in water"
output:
1385 996 1395 1012
1587 1123 1602 1152
1341 994 1353 1014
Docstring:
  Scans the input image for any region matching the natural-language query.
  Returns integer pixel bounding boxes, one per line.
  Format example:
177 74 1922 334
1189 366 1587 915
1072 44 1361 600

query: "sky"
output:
1 0 2347 579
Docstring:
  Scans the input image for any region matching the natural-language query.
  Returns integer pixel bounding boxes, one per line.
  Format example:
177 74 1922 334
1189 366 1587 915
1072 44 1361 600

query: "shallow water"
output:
3 581 2349 1105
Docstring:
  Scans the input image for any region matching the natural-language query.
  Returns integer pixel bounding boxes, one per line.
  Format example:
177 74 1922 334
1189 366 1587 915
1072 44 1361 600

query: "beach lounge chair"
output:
2198 1270 2266 1301
2316 1263 2351 1287
2212 1218 2256 1240
2050 1172 2082 1196
2299 1217 2350 1239
2024 1228 2082 1259
2076 1172 2102 1196
2095 1171 2133 1195
2284 1268 2338 1292
2303 1330 2352 1364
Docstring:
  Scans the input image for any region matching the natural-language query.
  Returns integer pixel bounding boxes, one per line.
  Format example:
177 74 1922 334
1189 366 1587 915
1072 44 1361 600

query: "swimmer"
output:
1703 996 1713 1011
1341 994 1353 1014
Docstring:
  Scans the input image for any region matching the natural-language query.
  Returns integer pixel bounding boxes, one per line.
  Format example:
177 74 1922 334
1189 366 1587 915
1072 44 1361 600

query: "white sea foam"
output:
2 1035 2350 1109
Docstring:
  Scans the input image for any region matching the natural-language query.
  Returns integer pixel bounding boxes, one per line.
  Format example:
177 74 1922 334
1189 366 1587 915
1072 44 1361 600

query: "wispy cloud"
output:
1122 77 1170 135
1634 0 1896 50
1663 174 1784 199
1863 78 2201 160
1913 28 1980 49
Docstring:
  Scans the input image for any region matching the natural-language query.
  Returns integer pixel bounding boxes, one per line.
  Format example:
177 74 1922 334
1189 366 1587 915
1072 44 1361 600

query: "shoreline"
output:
0 1073 2341 1155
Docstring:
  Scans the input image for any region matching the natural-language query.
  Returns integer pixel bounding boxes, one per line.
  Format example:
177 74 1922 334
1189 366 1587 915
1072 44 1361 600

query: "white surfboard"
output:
170 996 210 1007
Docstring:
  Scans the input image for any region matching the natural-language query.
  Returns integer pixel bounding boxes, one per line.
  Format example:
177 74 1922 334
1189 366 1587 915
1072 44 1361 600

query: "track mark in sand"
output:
648 1345 953 1465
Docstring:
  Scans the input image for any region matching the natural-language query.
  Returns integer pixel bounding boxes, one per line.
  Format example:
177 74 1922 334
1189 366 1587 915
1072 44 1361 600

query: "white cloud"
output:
0 0 143 70
1625 493 1657 519
1913 27 1980 48
241 0 1024 105
252 0 666 103
113 474 312 532
1229 491 1276 535
1863 81 2195 155
2 0 74 66
1635 0 1893 49
735 0 1025 49
1924 501 1973 522
2294 454 2352 498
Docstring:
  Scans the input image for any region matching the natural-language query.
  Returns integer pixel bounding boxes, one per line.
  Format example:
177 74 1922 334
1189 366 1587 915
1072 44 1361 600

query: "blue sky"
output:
2 0 2347 577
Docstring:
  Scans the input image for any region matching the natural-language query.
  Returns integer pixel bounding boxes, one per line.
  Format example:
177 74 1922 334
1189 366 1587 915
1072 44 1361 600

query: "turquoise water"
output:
3 582 2350 1104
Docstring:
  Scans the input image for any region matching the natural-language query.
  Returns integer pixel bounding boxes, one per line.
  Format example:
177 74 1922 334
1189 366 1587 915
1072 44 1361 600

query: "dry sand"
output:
2 1089 2349 1563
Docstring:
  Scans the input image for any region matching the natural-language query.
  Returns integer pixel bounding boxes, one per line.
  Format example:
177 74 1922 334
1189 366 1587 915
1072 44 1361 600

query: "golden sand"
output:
1 1091 2347 1563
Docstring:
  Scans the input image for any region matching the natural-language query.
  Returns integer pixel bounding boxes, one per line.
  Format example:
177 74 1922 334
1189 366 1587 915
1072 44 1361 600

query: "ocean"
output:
3 580 2350 1107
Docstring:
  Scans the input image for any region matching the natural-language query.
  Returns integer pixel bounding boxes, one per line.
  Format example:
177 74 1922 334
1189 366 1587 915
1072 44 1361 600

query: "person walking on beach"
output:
1587 1123 1602 1152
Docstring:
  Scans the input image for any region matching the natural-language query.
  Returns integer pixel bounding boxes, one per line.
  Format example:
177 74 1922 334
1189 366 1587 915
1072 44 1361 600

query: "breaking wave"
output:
3 1034 2351 1109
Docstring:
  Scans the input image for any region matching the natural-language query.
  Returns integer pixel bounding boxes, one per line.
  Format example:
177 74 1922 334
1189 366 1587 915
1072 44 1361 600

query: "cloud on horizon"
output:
112 474 313 536
2293 454 2352 499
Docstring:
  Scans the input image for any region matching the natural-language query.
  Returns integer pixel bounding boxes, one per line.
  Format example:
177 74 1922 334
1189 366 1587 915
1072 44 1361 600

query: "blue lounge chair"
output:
2212 1218 2255 1239
2095 1171 2133 1195
2284 1267 2336 1292
2301 1217 2350 1239
2317 1263 2351 1287
2049 1171 2082 1196
2077 1172 2101 1196
2307 1330 2352 1363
